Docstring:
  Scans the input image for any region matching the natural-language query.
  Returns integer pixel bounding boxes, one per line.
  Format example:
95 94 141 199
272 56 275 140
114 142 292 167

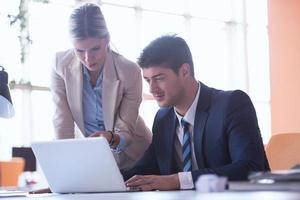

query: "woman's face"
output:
73 37 108 72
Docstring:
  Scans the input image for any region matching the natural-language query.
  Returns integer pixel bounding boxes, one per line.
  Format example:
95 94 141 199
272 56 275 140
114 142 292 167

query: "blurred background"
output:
0 0 270 160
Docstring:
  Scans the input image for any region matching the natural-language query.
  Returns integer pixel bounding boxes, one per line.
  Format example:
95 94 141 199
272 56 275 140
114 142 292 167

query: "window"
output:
0 0 270 160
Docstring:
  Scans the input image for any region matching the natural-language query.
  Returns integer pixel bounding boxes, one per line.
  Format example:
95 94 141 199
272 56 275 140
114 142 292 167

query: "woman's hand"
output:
89 131 120 147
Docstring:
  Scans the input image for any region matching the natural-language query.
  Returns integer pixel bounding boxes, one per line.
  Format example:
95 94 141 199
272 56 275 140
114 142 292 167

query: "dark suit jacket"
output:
123 82 269 182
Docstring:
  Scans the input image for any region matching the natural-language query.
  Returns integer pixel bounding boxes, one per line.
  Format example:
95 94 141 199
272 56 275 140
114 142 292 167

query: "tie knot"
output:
181 119 189 129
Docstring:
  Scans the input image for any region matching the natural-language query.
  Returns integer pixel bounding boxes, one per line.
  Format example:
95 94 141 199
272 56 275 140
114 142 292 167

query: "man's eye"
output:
91 47 100 51
155 77 164 81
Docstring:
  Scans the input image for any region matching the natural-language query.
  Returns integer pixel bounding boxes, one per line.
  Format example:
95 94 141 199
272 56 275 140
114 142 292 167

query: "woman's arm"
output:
51 52 75 139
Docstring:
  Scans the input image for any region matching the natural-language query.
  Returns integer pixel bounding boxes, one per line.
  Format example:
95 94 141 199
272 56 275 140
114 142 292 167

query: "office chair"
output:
12 147 36 172
265 133 300 170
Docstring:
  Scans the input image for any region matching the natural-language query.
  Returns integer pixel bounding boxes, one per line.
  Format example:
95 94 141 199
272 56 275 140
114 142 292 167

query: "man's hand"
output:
125 174 180 191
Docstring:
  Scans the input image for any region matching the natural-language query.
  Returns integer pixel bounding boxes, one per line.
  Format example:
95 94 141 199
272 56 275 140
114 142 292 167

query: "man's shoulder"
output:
200 83 252 111
216 89 251 102
208 87 253 112
154 107 174 121
206 84 250 102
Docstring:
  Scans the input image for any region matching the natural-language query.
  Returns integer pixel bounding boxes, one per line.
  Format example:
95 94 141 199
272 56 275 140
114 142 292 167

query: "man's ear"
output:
105 35 111 50
180 63 191 77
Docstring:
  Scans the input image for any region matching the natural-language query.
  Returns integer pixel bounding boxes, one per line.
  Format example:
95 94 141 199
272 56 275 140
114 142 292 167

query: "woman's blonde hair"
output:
69 3 110 41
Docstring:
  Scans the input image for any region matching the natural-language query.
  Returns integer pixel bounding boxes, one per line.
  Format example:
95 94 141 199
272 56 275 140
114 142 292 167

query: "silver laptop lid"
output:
31 137 126 193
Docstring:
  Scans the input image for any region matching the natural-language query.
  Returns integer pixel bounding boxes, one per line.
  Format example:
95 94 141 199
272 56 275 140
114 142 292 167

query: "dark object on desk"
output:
229 181 300 191
0 65 14 118
248 169 300 182
12 147 36 171
291 163 300 169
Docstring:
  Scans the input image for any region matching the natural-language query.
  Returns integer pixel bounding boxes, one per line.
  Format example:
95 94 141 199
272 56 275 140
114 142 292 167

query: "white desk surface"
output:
2 190 300 200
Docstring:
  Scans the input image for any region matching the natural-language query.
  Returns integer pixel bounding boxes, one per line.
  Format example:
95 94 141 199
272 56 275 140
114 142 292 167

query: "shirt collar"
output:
83 66 91 81
175 82 201 127
83 64 104 87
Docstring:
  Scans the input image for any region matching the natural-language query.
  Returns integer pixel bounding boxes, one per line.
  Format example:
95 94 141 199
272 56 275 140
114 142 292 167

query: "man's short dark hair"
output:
137 35 194 76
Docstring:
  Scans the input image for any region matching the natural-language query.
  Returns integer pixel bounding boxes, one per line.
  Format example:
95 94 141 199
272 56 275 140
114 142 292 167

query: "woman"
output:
51 3 152 170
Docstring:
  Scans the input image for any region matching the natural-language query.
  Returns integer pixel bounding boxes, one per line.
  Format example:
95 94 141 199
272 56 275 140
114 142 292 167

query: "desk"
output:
2 190 300 200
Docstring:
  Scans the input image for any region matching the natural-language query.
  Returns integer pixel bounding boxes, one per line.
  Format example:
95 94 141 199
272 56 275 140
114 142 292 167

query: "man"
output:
124 35 269 191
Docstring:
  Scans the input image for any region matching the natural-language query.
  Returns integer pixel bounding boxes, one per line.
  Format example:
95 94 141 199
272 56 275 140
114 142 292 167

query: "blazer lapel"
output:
102 51 120 130
158 110 177 174
193 83 211 169
66 54 85 135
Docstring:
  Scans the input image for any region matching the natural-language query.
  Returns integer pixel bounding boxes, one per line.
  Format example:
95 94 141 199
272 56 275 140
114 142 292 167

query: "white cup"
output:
195 174 227 192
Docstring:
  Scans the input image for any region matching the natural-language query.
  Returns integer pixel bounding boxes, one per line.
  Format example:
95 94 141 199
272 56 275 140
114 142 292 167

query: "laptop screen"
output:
31 137 127 193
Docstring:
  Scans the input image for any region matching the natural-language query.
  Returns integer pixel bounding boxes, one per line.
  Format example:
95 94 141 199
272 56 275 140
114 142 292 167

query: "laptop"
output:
31 137 129 193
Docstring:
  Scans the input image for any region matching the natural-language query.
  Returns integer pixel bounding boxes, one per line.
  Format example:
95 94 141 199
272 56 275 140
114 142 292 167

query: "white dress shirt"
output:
174 82 201 189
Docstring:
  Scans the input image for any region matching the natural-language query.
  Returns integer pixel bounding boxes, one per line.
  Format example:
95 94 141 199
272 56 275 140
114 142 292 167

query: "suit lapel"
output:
102 51 120 130
66 53 85 135
157 110 177 174
193 83 211 169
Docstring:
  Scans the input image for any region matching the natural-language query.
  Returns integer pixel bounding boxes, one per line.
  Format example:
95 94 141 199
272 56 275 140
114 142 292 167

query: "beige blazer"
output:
51 49 152 170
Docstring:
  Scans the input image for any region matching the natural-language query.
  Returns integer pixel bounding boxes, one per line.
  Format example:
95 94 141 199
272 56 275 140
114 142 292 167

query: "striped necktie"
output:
181 119 192 172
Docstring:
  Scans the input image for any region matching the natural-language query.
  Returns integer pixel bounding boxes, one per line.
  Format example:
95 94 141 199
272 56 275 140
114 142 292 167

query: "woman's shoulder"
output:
109 51 141 82
53 49 78 74
110 51 139 71
55 49 76 66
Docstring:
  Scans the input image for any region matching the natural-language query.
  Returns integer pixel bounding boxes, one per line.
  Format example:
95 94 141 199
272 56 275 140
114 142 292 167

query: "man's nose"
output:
149 80 158 94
